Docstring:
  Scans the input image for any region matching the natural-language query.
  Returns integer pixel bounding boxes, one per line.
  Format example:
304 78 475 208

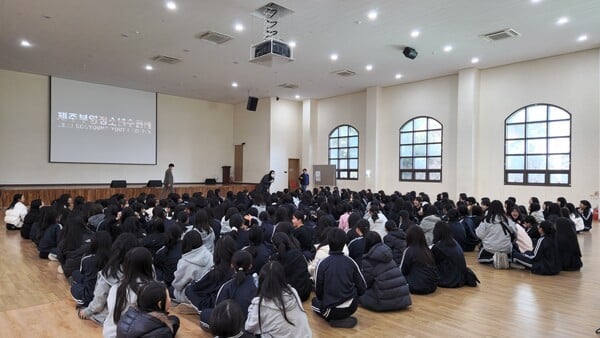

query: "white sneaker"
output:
57 265 64 274
48 253 59 261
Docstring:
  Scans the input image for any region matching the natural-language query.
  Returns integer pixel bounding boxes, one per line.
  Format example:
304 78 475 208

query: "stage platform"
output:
0 183 257 207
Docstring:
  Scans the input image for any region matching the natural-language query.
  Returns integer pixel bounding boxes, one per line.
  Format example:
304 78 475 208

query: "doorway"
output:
234 144 244 182
288 158 300 191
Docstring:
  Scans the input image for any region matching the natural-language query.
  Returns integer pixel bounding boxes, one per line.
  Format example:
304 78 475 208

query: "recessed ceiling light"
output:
367 10 378 20
365 64 373 71
443 45 453 52
531 0 542 3
234 23 244 32
295 95 300 99
556 17 569 25
166 1 177 10
231 82 238 88
395 73 402 79
20 40 32 47
145 64 153 71
330 53 338 61
411 30 420 38
471 57 480 64
289 41 297 48
577 34 588 42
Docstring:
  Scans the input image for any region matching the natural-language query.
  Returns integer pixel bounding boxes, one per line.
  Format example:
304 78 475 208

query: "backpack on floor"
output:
464 267 480 287
493 252 510 269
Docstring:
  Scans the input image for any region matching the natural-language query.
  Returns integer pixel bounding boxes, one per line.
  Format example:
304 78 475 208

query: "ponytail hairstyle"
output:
182 229 203 254
101 232 139 279
231 250 253 286
245 225 263 258
212 236 237 280
271 232 292 262
369 206 380 222
137 281 169 313
257 261 298 330
8 194 23 210
90 231 112 271
113 247 154 324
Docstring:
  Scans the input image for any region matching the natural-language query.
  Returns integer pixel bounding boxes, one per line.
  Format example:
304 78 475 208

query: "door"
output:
288 158 300 191
234 144 244 182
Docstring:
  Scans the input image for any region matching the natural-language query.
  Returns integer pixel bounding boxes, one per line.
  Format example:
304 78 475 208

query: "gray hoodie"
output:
82 269 123 323
476 217 516 254
172 246 213 303
245 286 312 338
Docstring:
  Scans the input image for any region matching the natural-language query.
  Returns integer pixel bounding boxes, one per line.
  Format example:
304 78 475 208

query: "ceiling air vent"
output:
481 28 520 41
197 31 233 45
331 69 356 77
151 55 181 64
278 83 299 89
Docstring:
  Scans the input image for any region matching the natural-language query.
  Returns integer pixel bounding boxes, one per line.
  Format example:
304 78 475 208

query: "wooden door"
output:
288 158 300 191
234 145 244 182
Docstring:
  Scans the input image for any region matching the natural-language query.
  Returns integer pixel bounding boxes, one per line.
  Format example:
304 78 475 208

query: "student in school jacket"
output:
199 274 258 330
171 246 213 303
383 229 407 266
270 249 312 301
359 243 412 311
117 307 180 338
431 239 467 288
185 268 233 312
512 236 561 275
71 253 102 307
153 241 183 287
348 236 365 266
38 223 63 258
400 247 439 294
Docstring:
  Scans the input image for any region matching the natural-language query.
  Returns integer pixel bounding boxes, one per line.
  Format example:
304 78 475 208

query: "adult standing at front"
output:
258 170 275 198
298 168 309 192
163 163 175 197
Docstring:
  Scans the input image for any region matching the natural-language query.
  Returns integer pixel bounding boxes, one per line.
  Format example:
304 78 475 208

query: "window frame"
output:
328 124 359 180
504 103 571 186
398 116 443 182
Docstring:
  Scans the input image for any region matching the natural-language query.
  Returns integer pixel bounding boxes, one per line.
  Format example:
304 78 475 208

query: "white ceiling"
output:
1 0 599 104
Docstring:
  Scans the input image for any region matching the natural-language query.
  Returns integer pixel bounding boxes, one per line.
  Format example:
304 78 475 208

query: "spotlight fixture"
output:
411 30 420 38
395 73 402 79
231 82 238 87
20 40 32 47
365 64 373 71
402 47 418 60
471 57 480 64
330 53 338 61
145 64 153 71
166 1 177 10
577 34 588 42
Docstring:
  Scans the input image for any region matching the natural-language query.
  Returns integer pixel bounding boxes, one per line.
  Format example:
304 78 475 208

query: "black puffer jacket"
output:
359 243 412 311
383 230 407 266
117 308 180 338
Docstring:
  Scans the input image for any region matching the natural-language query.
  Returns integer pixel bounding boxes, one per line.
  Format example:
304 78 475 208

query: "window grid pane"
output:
399 117 443 182
505 104 571 186
329 125 359 180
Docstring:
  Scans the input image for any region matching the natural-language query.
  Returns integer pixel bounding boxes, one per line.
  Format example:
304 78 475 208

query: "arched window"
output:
399 117 443 182
505 104 571 185
329 125 359 180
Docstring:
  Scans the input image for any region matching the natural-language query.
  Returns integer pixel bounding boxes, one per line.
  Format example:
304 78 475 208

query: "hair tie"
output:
238 267 244 271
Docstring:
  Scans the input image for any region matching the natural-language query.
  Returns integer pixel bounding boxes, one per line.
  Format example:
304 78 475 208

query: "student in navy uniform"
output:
431 221 467 288
243 226 271 275
578 200 593 231
211 300 255 338
58 216 94 277
116 281 180 338
400 226 439 294
269 232 312 301
383 220 406 266
71 231 112 307
523 216 540 241
359 231 412 312
298 168 309 192
36 207 62 260
153 226 183 287
554 218 583 271
291 210 315 260
348 219 370 266
312 228 367 328
511 221 561 275
199 250 257 330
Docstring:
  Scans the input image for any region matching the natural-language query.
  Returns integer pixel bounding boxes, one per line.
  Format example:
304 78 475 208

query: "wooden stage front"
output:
0 183 257 207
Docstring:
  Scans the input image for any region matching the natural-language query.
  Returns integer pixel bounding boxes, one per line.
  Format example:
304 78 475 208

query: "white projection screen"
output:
50 77 157 164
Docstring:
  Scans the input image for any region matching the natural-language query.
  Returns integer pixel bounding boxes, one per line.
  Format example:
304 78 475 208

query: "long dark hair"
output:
271 232 293 262
363 231 382 254
257 261 300 330
432 221 455 246
58 216 91 253
484 200 509 224
113 247 154 323
405 226 434 266
212 236 237 281
8 194 23 209
554 218 581 257
36 207 59 243
90 231 112 271
231 250 253 286
210 300 246 337
194 209 213 234
137 281 169 313
101 232 139 279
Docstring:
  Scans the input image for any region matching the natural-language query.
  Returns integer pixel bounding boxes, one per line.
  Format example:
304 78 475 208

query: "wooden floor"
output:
1 214 599 337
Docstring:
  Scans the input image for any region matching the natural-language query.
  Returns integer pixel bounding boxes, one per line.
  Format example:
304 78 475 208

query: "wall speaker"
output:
146 180 162 187
403 47 418 60
110 180 127 188
246 96 258 111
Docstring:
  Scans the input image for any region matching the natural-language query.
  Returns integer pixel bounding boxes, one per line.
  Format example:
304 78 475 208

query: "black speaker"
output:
146 180 162 187
403 47 418 60
110 180 127 188
246 96 258 111
204 178 217 185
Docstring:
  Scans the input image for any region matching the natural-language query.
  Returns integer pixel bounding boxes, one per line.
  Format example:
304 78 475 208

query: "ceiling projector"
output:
249 39 294 66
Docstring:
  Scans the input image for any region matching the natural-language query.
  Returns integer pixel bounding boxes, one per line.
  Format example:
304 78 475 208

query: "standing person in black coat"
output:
400 226 439 295
117 281 180 338
360 232 411 312
431 221 467 288
383 220 406 266
258 170 275 199
162 163 175 198
554 218 583 271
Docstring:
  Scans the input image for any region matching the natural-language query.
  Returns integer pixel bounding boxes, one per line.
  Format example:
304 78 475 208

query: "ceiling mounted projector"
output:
403 47 418 60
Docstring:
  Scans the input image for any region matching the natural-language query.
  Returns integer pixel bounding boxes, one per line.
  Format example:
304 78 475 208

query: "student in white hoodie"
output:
171 230 213 304
366 205 388 239
246 261 312 337
4 193 28 230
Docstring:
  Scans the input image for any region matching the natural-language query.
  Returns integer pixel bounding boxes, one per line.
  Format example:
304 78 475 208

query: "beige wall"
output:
233 98 271 184
269 98 303 192
0 69 234 184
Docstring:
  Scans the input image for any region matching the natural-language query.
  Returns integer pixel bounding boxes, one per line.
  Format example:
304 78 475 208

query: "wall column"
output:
456 68 480 197
365 86 383 190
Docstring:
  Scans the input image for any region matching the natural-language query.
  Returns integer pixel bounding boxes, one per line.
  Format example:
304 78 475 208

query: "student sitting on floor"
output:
170 230 212 304
199 250 257 330
348 219 370 267
400 226 439 294
359 231 412 311
431 221 467 288
58 215 94 277
475 200 516 264
211 300 255 338
269 232 312 302
71 231 112 308
383 220 406 266
554 218 583 271
116 281 180 338
245 261 312 337
308 227 349 281
511 221 561 275
4 193 28 230
153 226 183 288
312 228 366 328
36 207 62 260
